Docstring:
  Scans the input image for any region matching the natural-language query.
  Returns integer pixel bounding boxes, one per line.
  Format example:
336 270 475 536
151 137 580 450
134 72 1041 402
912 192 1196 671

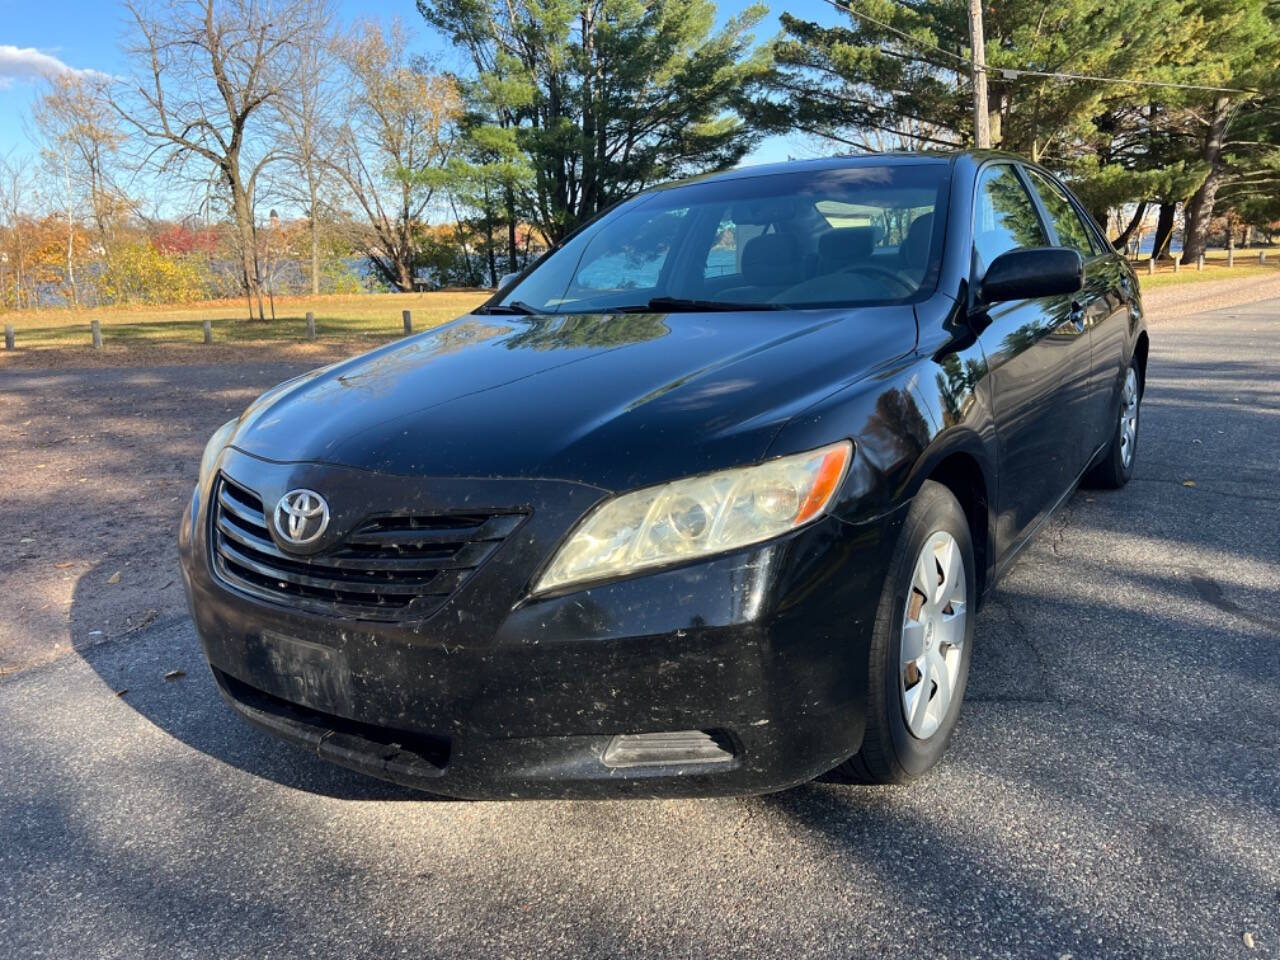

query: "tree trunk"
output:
63 151 77 307
1113 201 1148 250
396 258 414 293
308 175 321 295
485 203 498 287
1151 202 1176 260
1180 96 1231 265
229 173 261 318
505 185 518 275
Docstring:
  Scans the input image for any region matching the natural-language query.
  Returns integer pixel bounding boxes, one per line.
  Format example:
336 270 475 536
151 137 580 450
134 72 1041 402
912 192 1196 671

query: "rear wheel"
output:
1085 361 1141 489
832 480 975 785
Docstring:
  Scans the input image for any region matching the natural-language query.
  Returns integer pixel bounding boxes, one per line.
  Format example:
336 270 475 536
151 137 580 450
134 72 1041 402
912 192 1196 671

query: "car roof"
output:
646 149 1036 194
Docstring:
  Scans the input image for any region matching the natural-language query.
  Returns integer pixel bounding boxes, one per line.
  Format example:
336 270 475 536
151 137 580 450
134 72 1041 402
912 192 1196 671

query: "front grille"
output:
210 474 525 622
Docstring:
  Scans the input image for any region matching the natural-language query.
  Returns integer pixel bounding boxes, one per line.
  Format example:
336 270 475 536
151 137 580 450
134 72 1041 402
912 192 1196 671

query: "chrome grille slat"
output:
214 515 494 572
216 540 447 596
344 514 524 546
210 475 523 621
217 487 268 527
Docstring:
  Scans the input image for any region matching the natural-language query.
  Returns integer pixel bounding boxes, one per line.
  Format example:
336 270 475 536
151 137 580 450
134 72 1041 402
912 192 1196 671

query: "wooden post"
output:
1197 254 1204 272
4 324 14 350
1147 258 1155 276
402 309 413 336
202 319 213 344
305 311 316 341
1227 247 1234 268
91 319 103 350
1172 256 1180 274
1261 250 1268 265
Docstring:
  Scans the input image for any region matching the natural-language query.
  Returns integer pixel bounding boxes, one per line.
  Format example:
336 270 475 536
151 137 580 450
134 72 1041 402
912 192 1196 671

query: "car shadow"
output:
69 563 429 802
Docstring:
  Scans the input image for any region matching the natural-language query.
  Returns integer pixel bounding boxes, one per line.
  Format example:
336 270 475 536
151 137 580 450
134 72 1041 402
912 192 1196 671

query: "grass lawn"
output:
0 291 491 351
3 248 1277 354
1130 248 1280 290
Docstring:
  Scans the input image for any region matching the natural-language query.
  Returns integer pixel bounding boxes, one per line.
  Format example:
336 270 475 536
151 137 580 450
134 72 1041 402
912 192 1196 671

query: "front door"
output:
970 163 1091 560
1023 167 1122 460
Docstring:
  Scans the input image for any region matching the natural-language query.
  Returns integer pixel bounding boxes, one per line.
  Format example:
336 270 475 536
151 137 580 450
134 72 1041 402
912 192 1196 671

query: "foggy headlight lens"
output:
534 440 852 594
198 419 238 488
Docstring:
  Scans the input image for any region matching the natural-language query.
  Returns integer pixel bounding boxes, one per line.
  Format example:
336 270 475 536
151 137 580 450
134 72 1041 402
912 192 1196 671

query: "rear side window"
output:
973 165 1048 273
1026 169 1097 255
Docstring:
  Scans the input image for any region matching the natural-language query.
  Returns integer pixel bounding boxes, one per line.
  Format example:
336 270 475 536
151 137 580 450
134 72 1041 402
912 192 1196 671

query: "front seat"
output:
899 213 934 281
817 227 876 275
722 232 806 299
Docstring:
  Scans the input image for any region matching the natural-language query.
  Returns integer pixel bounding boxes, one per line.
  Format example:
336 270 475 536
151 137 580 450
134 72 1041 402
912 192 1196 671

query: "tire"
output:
1084 360 1141 489
831 480 976 785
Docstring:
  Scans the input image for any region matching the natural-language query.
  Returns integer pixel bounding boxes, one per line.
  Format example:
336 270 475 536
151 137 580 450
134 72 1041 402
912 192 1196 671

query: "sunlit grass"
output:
1130 248 1280 290
0 291 491 349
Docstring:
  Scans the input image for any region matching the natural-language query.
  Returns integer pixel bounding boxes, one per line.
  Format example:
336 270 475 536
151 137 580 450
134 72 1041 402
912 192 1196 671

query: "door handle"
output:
1069 301 1086 332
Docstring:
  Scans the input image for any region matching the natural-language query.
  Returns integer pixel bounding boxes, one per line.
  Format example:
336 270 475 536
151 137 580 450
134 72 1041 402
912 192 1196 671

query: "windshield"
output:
492 163 949 315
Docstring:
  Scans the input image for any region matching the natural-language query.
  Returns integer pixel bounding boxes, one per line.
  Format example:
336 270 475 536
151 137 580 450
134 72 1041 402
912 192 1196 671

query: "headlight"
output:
534 440 852 595
198 419 238 488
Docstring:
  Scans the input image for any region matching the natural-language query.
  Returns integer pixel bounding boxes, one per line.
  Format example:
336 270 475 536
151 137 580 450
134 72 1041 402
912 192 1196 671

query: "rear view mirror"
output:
979 247 1083 304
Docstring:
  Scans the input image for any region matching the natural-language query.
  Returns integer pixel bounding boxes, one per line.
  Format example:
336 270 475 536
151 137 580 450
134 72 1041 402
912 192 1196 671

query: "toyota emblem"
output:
273 489 330 547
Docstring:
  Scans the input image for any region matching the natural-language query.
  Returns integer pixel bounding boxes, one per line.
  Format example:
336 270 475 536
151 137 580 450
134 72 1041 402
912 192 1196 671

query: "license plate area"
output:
247 630 355 714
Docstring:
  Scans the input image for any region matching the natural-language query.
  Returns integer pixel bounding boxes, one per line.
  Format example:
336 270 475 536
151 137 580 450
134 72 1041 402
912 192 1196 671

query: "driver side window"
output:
973 165 1048 275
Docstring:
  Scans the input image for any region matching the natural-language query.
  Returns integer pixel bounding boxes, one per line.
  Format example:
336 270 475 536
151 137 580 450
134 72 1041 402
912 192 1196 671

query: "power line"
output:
819 0 1256 95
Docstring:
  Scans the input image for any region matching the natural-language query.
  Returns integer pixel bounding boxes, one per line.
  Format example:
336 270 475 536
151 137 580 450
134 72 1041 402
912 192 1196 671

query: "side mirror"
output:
978 247 1083 304
496 271 520 291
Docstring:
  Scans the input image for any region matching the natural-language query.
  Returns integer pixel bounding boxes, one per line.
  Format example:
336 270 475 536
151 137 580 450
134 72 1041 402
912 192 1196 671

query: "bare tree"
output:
116 0 312 318
332 20 460 292
33 75 130 306
0 156 39 310
275 0 340 294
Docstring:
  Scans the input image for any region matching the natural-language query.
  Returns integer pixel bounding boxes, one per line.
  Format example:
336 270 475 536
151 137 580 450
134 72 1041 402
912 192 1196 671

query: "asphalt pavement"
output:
1 302 1278 959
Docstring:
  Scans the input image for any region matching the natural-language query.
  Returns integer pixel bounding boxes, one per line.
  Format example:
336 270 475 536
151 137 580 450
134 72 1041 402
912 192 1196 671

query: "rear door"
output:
1023 167 1125 461
971 163 1087 558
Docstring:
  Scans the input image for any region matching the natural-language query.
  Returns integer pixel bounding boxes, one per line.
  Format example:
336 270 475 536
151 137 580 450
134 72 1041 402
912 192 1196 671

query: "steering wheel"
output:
840 263 916 296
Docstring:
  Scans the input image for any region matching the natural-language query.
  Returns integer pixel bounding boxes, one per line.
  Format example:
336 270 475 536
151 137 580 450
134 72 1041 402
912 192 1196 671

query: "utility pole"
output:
968 0 991 148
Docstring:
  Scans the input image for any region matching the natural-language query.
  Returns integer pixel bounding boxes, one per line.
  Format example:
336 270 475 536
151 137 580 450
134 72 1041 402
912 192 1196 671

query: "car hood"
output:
230 307 916 491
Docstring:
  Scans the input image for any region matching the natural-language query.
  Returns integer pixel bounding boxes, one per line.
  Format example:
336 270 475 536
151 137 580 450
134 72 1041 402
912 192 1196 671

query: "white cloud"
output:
0 46 108 89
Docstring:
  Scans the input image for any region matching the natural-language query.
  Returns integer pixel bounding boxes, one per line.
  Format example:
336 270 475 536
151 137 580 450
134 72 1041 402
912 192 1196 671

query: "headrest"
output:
901 213 934 270
818 227 876 272
740 233 805 287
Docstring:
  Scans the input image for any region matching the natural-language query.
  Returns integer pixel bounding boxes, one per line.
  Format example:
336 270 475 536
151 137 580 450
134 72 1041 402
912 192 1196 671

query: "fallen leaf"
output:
106 571 121 584
1244 931 1256 950
115 689 128 698
163 669 186 682
55 561 73 569
1182 480 1197 488
19 537 35 544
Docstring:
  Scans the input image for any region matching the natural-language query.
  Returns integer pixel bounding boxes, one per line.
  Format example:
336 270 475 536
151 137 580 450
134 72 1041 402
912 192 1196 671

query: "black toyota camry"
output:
179 151 1147 798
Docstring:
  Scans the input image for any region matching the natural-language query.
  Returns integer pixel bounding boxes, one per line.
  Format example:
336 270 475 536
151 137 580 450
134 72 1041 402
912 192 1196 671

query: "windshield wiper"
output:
613 297 785 314
475 300 540 315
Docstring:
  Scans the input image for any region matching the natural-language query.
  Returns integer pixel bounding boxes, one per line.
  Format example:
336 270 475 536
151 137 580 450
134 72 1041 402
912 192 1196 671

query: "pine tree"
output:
419 0 772 243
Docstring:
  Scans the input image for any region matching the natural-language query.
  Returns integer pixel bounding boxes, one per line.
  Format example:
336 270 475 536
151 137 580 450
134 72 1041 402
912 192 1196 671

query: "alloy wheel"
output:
1119 366 1139 468
900 531 967 740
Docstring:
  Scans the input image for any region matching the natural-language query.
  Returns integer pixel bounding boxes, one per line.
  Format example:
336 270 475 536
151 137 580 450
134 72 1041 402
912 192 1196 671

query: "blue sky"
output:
0 0 841 168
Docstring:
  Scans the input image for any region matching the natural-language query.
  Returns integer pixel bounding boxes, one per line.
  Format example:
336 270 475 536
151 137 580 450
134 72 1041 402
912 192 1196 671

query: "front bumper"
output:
179 450 905 798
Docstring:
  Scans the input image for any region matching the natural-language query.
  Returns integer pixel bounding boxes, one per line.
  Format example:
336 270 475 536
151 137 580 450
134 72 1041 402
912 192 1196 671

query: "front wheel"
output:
832 480 976 785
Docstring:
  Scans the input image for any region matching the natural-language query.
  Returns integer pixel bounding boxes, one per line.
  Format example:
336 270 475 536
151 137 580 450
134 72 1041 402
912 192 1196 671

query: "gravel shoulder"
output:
1139 269 1280 318
0 361 317 674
